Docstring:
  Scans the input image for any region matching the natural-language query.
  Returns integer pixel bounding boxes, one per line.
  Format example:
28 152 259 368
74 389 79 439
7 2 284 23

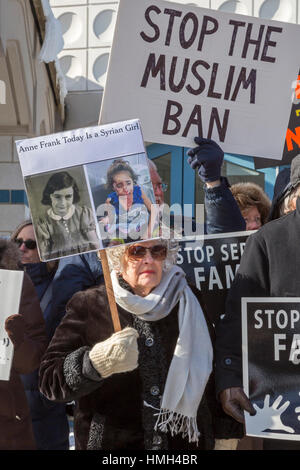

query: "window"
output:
195 160 265 205
152 153 171 206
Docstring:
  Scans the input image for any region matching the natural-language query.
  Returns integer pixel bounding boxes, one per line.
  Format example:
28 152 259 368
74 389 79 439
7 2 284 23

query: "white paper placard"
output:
16 120 145 177
15 120 157 261
0 269 24 381
99 0 300 160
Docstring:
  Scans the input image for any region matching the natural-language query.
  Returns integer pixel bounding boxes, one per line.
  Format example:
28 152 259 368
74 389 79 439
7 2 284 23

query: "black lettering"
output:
242 23 265 60
186 60 209 95
179 12 198 49
198 15 219 51
164 8 182 46
207 63 222 99
182 104 203 137
140 5 161 43
224 65 236 100
207 107 230 142
231 67 256 104
169 57 190 93
228 20 246 56
261 26 283 63
162 100 182 135
140 53 166 89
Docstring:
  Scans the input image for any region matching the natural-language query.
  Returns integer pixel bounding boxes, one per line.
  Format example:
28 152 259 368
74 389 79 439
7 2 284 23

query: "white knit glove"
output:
214 439 239 450
89 327 139 378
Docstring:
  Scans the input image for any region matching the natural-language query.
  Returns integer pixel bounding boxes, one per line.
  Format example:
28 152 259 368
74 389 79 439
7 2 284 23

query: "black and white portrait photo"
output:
25 166 100 261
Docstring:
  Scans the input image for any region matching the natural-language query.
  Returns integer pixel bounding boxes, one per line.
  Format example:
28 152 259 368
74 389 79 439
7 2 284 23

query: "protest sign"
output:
177 231 251 324
16 120 156 261
254 72 300 169
242 298 300 441
100 0 300 160
0 269 24 381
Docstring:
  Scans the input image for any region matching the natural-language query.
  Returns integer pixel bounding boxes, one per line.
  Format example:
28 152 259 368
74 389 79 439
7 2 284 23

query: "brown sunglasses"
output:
127 244 167 260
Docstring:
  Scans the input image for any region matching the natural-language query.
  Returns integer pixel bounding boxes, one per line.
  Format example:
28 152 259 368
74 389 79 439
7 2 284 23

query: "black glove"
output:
219 387 256 424
5 314 26 348
187 137 224 183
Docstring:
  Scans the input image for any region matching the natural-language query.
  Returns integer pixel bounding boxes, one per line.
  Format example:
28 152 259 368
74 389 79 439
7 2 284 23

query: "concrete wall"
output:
0 0 63 237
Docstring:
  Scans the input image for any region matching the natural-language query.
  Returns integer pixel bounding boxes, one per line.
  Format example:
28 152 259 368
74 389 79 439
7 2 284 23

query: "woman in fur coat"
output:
39 239 241 450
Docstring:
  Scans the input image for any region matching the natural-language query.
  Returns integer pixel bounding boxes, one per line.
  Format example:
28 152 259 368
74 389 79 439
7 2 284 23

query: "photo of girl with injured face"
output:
86 154 156 247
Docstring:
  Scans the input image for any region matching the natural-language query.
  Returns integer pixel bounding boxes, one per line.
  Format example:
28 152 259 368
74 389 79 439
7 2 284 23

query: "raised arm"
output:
187 137 245 234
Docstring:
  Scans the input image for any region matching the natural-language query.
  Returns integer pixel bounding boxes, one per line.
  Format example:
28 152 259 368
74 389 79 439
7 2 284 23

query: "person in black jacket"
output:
215 154 300 450
11 219 104 450
0 239 47 450
11 220 70 450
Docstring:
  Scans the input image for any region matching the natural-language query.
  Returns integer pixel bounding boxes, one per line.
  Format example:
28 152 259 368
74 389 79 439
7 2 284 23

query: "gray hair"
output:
279 183 300 216
147 158 158 172
106 239 179 273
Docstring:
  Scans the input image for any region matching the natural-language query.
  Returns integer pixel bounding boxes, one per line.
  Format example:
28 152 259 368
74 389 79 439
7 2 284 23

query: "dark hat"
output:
268 154 300 221
290 154 300 189
268 167 291 221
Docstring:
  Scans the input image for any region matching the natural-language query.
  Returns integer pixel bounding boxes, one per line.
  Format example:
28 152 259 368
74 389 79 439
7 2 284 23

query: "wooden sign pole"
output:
99 249 121 333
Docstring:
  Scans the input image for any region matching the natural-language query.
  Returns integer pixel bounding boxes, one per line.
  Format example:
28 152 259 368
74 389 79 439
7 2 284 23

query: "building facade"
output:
0 0 64 237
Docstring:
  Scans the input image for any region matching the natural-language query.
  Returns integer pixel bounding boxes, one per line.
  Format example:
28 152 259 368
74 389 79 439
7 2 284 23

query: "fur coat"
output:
39 282 242 450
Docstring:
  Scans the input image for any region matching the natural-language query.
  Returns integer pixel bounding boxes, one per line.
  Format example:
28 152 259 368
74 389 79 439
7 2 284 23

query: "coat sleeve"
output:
49 253 103 339
204 177 246 234
39 290 105 403
13 273 48 374
215 231 270 395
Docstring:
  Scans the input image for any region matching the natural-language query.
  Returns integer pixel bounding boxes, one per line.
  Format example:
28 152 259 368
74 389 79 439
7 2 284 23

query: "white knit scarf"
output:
110 266 213 444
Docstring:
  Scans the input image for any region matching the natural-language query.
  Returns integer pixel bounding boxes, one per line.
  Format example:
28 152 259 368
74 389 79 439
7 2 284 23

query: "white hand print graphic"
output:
247 395 294 435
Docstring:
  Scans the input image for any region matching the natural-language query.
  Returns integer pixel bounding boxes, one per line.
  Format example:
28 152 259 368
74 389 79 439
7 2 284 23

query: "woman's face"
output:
242 205 262 231
16 225 40 264
121 240 165 297
112 171 134 198
50 186 74 217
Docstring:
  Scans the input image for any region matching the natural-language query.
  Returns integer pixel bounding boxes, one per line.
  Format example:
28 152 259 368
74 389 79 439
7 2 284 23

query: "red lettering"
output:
286 127 300 151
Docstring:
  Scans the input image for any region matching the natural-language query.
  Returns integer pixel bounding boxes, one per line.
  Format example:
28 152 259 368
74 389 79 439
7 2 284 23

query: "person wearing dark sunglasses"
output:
13 223 40 264
10 220 70 451
15 238 37 250
39 238 239 451
0 238 47 450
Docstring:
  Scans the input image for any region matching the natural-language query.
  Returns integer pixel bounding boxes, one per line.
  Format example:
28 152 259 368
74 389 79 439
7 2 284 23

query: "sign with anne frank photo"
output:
242 298 300 441
16 120 156 261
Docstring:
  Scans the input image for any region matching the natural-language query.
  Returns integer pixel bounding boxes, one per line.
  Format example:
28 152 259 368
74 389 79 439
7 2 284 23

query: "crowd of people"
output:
1 136 299 451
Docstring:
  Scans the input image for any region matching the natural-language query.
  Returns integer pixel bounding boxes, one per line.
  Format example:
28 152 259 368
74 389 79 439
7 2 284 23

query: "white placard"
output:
0 269 24 381
99 0 300 160
16 120 145 177
15 120 157 261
